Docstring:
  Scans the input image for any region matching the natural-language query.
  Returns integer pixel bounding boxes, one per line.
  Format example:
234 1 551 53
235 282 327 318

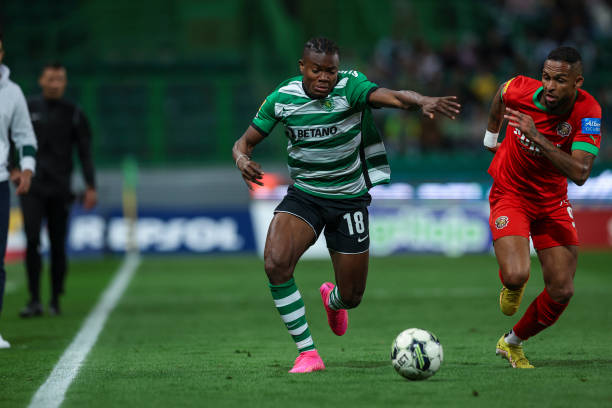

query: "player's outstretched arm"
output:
484 84 505 153
504 107 595 185
232 125 266 190
368 88 460 120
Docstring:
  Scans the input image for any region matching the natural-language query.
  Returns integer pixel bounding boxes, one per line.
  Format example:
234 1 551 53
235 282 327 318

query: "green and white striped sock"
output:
269 278 315 352
328 286 349 311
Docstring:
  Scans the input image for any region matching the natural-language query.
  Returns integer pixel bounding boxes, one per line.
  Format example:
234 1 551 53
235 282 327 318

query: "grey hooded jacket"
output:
0 64 37 181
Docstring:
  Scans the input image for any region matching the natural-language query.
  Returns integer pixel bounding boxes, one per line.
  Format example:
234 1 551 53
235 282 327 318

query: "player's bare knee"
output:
264 254 294 284
558 289 574 304
502 267 530 289
548 285 574 304
341 288 364 309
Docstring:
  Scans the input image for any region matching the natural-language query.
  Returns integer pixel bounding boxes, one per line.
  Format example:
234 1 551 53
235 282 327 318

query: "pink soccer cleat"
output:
320 282 348 336
288 350 325 373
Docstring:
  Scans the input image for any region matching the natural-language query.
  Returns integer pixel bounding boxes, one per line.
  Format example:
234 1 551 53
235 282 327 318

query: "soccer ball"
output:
391 328 443 380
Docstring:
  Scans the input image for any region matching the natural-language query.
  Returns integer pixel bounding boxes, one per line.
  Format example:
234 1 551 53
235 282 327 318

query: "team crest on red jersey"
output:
495 216 509 230
556 122 572 137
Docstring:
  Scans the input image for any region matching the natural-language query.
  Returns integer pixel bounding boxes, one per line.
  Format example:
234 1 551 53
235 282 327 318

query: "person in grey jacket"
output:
0 34 38 349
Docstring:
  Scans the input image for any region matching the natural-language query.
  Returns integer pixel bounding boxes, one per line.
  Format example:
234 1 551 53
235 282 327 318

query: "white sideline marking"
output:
28 253 141 408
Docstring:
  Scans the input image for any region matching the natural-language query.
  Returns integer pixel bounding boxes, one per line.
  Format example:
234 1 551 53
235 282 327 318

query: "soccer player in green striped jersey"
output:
232 37 461 373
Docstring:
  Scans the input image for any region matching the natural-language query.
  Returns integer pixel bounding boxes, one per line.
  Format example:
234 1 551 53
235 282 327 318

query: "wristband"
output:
483 130 499 148
235 154 249 168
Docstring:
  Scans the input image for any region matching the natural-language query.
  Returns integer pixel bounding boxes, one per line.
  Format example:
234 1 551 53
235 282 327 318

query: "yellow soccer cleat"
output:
499 285 526 316
495 334 534 368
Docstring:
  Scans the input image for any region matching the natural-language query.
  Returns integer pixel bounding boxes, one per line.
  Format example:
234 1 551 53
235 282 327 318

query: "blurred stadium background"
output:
2 2 612 407
1 0 611 258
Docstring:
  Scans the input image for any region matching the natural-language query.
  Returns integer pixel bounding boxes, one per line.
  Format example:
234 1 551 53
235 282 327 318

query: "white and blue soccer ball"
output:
391 328 443 380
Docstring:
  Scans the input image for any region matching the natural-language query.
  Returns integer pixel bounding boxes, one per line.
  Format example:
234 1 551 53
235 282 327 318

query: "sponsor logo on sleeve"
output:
495 216 509 230
581 118 601 135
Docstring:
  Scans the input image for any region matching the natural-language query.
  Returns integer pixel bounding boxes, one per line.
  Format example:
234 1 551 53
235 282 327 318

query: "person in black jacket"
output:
17 62 97 317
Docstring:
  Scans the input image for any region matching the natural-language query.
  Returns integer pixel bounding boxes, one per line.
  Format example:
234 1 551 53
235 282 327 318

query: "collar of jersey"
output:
532 86 578 115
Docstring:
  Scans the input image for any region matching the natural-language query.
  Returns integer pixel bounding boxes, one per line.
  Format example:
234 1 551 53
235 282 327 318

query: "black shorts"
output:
274 185 372 254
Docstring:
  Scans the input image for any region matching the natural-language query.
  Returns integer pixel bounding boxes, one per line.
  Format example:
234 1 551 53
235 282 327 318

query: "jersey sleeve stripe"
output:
571 141 599 156
367 165 391 185
500 77 515 102
365 86 380 107
250 122 269 137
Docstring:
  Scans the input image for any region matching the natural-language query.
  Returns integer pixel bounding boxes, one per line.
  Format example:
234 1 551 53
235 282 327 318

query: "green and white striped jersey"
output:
251 70 390 199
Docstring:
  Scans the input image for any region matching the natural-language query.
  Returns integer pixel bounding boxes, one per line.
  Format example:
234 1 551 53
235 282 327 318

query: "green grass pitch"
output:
1 252 611 407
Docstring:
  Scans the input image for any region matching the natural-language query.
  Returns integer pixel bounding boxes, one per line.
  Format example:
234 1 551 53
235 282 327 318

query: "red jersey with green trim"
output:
488 75 602 205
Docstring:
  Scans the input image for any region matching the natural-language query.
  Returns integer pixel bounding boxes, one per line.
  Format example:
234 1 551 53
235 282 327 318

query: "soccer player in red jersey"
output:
483 46 602 368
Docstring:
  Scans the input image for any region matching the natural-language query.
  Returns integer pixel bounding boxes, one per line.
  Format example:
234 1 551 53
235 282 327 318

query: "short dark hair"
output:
43 61 65 70
547 46 582 64
41 61 65 74
546 46 583 74
303 37 339 57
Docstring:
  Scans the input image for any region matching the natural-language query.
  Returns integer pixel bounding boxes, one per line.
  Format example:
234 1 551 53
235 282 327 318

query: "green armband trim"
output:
21 145 37 157
571 141 599 156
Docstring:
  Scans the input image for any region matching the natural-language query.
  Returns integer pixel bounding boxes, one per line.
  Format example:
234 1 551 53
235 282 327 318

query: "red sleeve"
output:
500 76 525 106
572 99 602 156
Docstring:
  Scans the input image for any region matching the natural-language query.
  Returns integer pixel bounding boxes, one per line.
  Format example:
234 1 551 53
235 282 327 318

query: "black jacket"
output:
24 95 96 198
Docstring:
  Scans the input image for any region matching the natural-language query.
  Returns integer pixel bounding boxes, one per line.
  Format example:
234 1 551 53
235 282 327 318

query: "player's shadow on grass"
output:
325 360 389 369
